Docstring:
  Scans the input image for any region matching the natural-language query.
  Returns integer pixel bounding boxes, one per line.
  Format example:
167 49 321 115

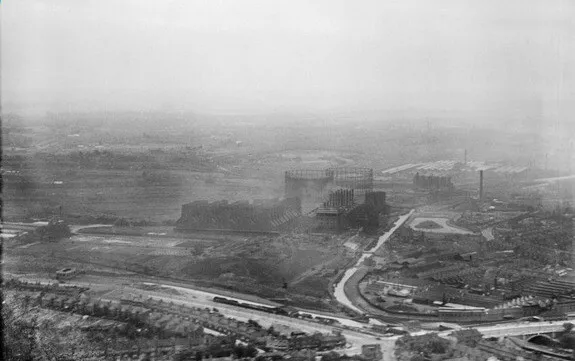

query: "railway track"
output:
15 253 374 328
15 221 442 326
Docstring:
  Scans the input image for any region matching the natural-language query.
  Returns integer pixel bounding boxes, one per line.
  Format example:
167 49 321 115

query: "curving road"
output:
69 224 113 233
333 210 415 317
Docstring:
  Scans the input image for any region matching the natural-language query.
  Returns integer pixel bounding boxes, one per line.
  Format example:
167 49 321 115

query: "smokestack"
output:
464 149 467 165
479 170 484 201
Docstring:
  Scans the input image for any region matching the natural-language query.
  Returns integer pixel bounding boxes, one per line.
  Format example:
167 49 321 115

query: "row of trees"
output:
174 342 258 361
2 294 104 361
394 333 452 361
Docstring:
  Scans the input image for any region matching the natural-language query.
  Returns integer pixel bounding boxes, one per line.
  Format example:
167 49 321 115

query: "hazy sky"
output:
2 0 573 119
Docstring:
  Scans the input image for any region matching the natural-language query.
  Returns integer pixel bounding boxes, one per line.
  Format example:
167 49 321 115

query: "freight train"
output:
212 297 342 325
212 297 290 316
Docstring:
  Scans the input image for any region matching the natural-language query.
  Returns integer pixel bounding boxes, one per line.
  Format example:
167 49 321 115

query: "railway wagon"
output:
212 297 291 316
437 308 487 322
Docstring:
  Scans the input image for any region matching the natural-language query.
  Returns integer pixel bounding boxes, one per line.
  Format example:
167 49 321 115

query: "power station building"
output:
177 167 387 234
176 198 301 233
285 167 374 212
413 173 454 190
285 167 386 232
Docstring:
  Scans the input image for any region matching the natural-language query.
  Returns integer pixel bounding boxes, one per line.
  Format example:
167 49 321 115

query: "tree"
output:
409 355 425 361
173 350 197 361
124 322 138 339
244 344 258 358
450 329 483 347
248 319 262 329
2 307 38 360
233 345 246 358
428 338 449 354
17 175 36 195
395 333 452 360
321 351 342 361
3 298 103 360
560 323 575 350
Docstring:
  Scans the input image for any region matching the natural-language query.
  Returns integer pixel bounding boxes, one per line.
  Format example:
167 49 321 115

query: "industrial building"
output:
413 173 454 190
285 167 387 233
284 167 374 213
177 167 386 234
176 198 301 233
314 190 387 232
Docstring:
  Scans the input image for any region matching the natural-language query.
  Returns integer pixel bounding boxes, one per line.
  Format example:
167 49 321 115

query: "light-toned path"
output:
333 210 415 314
409 217 473 235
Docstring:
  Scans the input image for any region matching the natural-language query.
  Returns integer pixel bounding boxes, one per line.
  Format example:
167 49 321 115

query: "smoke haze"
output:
2 0 573 131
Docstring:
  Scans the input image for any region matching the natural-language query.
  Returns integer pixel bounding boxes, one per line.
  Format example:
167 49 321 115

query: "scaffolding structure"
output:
284 169 334 214
284 167 375 220
327 167 374 195
285 167 373 201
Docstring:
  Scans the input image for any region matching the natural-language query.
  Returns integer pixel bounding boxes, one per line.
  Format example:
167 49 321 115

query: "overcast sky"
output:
1 0 573 121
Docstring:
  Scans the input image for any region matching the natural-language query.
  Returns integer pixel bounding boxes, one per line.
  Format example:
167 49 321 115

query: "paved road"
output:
69 224 113 233
533 174 575 183
433 320 568 338
116 282 397 358
475 321 566 338
2 221 50 228
333 210 415 316
10 274 395 358
12 272 570 361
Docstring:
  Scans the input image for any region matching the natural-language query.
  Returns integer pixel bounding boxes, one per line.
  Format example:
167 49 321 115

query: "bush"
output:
233 344 258 358
114 218 132 227
395 333 452 359
449 329 483 347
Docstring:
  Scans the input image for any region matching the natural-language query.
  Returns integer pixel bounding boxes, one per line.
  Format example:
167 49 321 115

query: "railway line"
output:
22 248 387 325
11 206 566 360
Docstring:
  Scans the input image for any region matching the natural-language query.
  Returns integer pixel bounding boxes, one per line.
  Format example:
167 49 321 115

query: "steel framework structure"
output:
327 167 373 194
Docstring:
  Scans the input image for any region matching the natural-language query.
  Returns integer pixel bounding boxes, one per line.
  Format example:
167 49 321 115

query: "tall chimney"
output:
464 149 467 165
479 170 484 201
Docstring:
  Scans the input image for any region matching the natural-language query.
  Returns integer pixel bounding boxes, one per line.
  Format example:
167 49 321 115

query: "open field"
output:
3 229 361 310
